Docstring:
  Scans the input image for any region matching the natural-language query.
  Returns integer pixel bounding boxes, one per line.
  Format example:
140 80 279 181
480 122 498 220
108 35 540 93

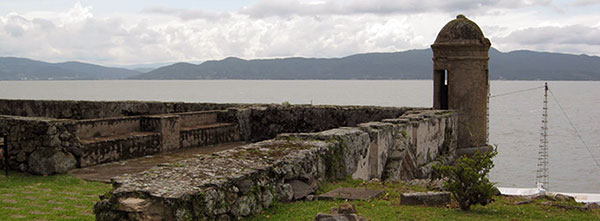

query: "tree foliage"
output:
435 149 498 210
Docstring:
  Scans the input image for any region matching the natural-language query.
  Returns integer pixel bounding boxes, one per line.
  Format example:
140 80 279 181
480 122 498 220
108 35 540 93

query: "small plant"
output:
435 149 498 211
400 130 408 138
282 101 291 106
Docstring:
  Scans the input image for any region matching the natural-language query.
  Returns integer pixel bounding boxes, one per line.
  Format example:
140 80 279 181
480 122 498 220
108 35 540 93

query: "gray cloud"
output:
2 1 598 65
240 0 552 17
494 25 600 55
0 10 173 64
141 6 231 21
496 25 600 45
0 3 432 65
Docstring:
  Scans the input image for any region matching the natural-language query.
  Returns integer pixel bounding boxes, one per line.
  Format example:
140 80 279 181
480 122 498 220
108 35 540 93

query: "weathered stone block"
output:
94 140 332 219
142 115 181 152
359 122 394 180
28 149 76 175
288 179 315 200
400 191 451 206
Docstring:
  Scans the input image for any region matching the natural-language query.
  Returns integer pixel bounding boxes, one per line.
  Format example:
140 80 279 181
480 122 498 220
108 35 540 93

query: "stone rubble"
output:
314 203 368 221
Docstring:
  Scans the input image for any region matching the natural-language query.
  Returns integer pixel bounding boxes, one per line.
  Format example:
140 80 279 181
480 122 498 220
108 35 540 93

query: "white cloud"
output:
141 6 231 21
494 25 600 55
240 0 552 17
0 1 599 65
59 2 93 24
0 3 442 65
0 4 170 64
498 25 600 45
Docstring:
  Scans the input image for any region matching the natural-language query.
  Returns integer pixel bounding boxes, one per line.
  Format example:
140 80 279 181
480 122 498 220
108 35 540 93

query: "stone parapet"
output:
93 110 458 220
95 140 334 220
0 109 242 174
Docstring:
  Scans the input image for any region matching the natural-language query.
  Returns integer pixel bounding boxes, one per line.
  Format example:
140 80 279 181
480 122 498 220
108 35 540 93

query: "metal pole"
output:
1 133 7 176
536 82 549 190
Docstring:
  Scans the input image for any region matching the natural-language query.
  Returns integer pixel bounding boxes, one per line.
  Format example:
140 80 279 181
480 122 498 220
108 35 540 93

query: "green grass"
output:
250 178 600 220
0 171 111 220
1 172 598 220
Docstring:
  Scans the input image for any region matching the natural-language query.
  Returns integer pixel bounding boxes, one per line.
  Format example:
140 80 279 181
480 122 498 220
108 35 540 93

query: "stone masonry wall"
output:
0 99 240 120
94 110 457 220
0 112 238 174
278 110 458 181
80 133 161 167
0 116 79 175
76 116 142 139
381 111 457 181
246 105 412 142
180 124 239 149
0 99 419 176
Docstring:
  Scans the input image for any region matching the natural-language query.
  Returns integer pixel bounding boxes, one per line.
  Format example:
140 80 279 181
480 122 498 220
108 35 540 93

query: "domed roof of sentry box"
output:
434 14 489 46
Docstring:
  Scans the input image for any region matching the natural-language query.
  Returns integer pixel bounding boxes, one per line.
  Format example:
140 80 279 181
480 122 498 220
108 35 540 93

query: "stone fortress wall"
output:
0 98 457 220
96 109 457 220
0 99 437 174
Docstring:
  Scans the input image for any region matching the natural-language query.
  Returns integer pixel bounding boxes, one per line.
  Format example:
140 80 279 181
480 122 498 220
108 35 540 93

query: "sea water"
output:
1 80 599 193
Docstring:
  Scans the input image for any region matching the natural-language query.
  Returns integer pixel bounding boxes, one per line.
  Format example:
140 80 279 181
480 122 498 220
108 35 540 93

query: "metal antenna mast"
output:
536 82 549 190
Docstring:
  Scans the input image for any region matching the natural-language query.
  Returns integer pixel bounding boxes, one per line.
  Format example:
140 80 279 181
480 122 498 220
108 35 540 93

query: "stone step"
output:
80 132 159 144
178 111 219 128
79 132 161 167
180 122 235 132
180 123 240 148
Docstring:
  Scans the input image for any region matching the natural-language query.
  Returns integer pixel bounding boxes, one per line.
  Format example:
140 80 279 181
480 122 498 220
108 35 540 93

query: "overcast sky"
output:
1 0 599 65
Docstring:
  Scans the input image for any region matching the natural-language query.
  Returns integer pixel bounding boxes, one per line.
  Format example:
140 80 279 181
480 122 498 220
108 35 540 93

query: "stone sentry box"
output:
432 14 493 154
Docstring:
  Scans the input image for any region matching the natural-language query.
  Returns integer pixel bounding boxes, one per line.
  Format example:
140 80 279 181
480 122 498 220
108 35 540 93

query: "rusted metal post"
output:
1 133 7 176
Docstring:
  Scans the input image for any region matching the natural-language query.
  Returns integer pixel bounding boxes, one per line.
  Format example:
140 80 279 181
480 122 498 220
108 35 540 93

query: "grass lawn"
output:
250 178 600 220
1 172 598 220
0 171 111 220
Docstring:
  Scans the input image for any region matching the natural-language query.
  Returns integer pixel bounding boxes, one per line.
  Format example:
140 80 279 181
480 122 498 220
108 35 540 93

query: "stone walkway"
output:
69 142 246 183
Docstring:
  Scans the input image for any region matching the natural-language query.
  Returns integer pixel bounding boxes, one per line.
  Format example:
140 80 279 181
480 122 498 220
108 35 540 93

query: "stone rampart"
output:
245 105 412 141
94 110 457 220
0 99 413 175
0 99 239 120
0 108 243 174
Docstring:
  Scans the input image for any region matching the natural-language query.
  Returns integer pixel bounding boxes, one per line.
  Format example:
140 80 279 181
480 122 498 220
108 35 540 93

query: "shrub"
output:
435 149 498 210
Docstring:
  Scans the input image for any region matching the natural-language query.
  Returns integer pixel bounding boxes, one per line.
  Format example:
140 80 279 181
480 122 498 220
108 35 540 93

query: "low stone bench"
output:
180 123 240 148
400 191 451 206
177 111 220 128
79 132 161 167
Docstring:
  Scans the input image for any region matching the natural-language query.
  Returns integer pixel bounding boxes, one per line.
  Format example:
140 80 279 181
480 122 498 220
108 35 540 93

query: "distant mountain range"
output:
0 57 140 80
2 48 600 80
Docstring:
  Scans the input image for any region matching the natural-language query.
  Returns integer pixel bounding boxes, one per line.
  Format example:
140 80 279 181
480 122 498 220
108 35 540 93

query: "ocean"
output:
1 80 599 193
